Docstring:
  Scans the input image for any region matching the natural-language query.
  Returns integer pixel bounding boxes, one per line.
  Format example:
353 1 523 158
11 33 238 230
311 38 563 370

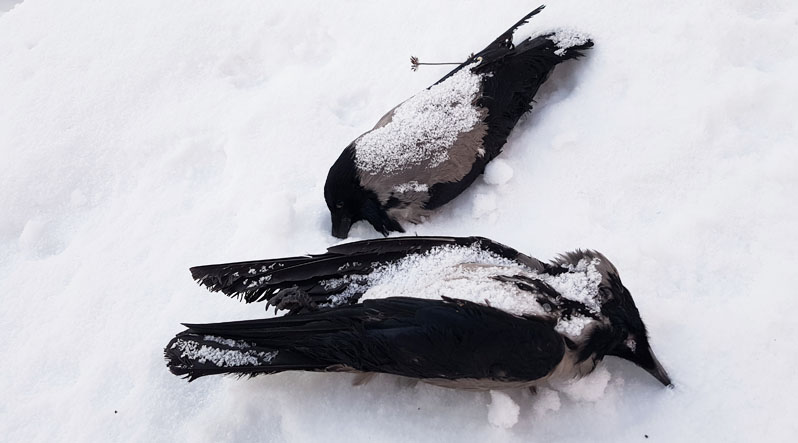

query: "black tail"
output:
164 297 426 381
478 31 593 127
164 304 374 380
482 5 547 53
427 7 593 165
475 16 593 161
166 333 288 380
476 5 593 61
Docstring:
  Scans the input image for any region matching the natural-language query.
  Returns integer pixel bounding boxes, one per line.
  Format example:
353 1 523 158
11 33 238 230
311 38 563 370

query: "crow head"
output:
324 145 404 238
601 274 672 387
555 250 672 387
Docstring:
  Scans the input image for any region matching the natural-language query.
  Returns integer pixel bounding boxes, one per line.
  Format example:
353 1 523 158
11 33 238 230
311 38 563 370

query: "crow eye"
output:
335 202 344 209
624 337 637 353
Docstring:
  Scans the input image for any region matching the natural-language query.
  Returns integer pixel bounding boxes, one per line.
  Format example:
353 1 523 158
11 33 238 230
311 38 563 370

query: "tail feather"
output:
474 31 593 160
483 5 546 52
165 332 327 380
165 303 379 380
542 31 594 59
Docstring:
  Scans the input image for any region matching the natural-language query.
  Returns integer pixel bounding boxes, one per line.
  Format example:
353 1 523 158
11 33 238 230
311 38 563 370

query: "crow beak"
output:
331 214 352 239
641 346 673 388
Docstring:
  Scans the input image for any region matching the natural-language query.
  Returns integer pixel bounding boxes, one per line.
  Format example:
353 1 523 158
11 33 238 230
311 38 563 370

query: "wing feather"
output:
189 236 544 313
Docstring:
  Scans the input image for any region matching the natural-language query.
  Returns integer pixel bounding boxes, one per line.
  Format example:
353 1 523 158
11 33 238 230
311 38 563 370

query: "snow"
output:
354 62 483 175
349 244 606 322
545 258 603 312
392 181 429 193
471 192 498 220
547 29 591 56
170 337 277 368
483 158 514 185
0 0 21 14
552 365 613 403
487 390 520 429
2 1 798 442
331 243 547 316
531 387 561 417
554 314 593 339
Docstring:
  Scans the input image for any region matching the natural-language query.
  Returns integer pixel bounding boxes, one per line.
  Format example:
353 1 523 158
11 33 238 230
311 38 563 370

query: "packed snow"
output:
551 365 613 403
487 390 521 429
2 1 798 442
483 158 514 185
354 62 483 174
531 387 561 417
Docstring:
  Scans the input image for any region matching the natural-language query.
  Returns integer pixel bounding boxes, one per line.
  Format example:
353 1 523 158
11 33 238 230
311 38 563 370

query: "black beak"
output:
331 214 352 239
640 346 673 388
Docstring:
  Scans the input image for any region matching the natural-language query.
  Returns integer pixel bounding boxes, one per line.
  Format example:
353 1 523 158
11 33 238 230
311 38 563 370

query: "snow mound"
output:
553 365 612 402
487 390 520 429
484 159 514 185
532 387 562 416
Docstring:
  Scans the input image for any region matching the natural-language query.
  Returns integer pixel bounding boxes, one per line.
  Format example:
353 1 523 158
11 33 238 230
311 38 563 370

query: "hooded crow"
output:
167 237 672 389
324 6 593 238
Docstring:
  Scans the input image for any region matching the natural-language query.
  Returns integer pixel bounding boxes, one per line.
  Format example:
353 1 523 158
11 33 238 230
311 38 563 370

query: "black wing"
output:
189 236 544 314
428 6 546 88
423 8 593 209
166 296 564 383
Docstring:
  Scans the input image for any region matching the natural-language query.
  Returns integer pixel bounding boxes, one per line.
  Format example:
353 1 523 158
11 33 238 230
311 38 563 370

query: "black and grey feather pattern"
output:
324 6 594 238
189 236 544 313
172 236 672 388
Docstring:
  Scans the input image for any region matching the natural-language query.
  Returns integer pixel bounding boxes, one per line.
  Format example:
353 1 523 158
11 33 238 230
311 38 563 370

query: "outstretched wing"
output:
166 296 565 383
189 236 544 314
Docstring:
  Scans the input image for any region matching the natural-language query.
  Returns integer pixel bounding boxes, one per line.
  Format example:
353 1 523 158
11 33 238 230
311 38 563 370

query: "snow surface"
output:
2 1 798 442
0 0 21 15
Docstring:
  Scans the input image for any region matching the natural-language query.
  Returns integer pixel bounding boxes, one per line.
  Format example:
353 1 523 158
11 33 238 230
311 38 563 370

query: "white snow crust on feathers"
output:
354 62 483 175
2 1 797 441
